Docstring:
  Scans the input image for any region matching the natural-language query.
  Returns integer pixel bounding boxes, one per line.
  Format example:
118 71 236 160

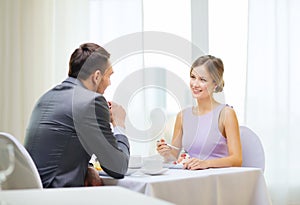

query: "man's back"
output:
25 78 90 187
25 78 91 187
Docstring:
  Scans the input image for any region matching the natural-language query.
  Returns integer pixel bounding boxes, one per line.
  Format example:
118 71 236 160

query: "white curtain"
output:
0 0 55 142
247 0 300 204
89 0 146 155
0 0 90 143
89 0 195 156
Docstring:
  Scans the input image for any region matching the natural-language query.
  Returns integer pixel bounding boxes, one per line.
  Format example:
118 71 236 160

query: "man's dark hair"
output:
68 43 111 80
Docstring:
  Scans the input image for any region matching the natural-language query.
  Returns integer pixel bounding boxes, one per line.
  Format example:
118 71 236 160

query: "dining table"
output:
101 167 272 205
0 186 173 205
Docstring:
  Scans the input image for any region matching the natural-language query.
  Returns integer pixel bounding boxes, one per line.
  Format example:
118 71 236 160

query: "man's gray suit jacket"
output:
25 77 130 188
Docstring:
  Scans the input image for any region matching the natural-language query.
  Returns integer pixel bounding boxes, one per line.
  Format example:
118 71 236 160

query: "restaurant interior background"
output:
0 0 299 204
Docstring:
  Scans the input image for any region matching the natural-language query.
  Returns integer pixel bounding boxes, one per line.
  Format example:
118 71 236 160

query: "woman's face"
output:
190 65 215 99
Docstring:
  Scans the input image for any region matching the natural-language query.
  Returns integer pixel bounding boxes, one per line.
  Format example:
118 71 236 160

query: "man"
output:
24 43 129 188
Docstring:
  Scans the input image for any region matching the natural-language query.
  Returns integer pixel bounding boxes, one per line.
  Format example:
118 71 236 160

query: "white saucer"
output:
126 168 138 176
128 165 142 169
140 168 168 175
98 169 138 176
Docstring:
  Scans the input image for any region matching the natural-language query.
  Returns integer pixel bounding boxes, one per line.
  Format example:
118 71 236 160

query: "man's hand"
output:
109 101 126 128
84 166 104 186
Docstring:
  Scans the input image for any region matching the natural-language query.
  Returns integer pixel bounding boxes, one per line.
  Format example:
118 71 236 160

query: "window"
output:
89 0 248 155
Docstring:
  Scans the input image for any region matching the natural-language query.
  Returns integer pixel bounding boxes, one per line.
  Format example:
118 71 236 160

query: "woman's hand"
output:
183 158 209 170
156 139 172 157
175 152 190 164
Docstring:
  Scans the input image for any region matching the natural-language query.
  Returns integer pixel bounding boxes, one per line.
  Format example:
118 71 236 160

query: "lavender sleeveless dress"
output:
182 104 229 160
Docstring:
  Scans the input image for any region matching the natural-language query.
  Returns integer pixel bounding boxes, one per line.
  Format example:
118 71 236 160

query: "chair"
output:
0 132 43 190
239 126 265 172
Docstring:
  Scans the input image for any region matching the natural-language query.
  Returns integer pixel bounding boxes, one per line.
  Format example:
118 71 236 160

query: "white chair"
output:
239 126 265 172
0 132 43 190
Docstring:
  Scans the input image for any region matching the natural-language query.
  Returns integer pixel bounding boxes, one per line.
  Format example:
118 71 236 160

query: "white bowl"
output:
142 157 163 172
129 155 142 168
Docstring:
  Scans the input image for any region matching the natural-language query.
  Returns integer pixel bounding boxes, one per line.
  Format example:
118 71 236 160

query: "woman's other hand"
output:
183 158 209 170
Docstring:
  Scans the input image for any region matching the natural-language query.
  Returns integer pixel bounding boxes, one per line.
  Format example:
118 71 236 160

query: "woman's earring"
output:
214 85 218 92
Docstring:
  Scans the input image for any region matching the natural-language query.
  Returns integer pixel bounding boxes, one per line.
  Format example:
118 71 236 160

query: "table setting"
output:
99 154 175 177
99 154 272 205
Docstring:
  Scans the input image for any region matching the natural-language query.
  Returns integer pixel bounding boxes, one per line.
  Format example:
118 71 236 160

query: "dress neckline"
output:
191 103 223 117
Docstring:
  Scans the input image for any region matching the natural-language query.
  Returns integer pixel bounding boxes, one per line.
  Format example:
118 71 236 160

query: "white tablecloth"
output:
102 167 272 205
0 186 173 205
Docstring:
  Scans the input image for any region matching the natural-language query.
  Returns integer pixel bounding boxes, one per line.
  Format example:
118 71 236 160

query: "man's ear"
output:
92 70 102 84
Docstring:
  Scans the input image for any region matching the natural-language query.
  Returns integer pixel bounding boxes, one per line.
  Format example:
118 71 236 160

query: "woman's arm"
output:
157 112 183 162
170 112 184 158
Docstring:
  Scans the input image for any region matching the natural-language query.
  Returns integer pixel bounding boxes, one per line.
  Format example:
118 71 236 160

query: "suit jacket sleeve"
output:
72 88 130 179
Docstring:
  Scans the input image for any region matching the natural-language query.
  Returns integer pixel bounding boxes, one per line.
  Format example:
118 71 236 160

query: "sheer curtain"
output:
0 0 90 142
247 0 300 204
0 0 56 142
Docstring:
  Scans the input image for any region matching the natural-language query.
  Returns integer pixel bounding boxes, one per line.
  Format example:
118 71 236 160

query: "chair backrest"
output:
239 126 265 172
0 132 43 190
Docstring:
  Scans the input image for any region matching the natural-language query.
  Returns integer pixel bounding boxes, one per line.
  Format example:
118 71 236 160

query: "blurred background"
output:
0 0 299 204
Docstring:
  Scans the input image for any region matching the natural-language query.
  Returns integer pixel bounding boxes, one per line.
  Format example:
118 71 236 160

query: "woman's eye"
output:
190 75 196 79
200 78 207 82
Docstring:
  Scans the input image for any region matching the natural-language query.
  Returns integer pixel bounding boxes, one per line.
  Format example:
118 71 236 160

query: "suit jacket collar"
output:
63 77 86 89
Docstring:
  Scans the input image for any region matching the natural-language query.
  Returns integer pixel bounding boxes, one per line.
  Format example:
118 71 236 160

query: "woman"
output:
157 55 242 170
